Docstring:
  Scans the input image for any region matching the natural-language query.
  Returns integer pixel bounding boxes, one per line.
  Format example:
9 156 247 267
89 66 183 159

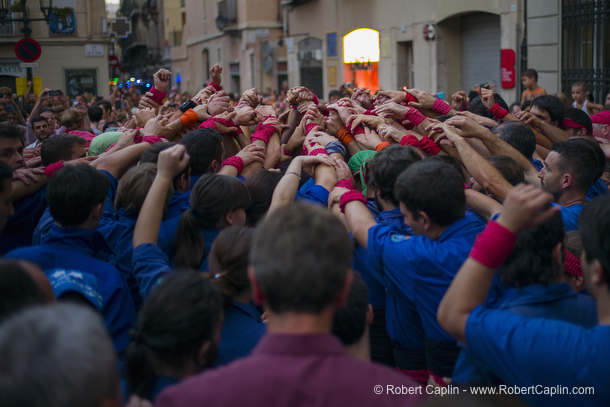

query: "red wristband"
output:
149 87 166 104
199 118 217 130
141 136 164 145
403 91 418 105
305 123 319 135
404 109 426 127
283 146 296 158
251 122 276 144
432 99 452 115
208 81 222 92
400 135 419 147
352 125 365 135
221 156 245 174
339 190 367 213
418 136 440 156
469 221 518 269
43 161 64 178
309 148 327 157
489 103 508 119
336 179 355 190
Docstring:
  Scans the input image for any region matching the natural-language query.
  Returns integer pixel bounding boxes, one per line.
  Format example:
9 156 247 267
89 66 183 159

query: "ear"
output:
589 259 606 286
225 209 242 226
551 242 564 269
248 266 265 305
90 202 104 223
196 340 212 367
336 269 354 307
209 159 221 173
418 211 432 231
177 173 187 193
561 173 574 189
551 120 559 127
366 304 374 326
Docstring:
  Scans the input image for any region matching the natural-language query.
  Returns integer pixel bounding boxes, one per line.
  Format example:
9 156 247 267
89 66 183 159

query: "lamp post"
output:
0 0 53 80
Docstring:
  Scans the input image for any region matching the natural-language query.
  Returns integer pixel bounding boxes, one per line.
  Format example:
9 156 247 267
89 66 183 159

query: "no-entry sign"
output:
15 38 42 63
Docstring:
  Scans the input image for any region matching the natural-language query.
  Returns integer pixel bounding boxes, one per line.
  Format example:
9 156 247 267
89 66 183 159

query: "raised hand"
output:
209 64 222 86
497 184 560 234
153 69 172 93
157 144 190 178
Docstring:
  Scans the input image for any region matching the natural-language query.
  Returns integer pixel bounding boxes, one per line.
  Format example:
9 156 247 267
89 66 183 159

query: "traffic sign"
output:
109 55 119 68
15 38 42 63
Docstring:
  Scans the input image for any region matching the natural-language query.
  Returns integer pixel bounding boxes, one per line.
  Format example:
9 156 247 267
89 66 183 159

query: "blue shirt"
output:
367 211 486 343
529 157 544 171
586 178 609 202
132 243 172 299
295 178 330 206
0 188 47 254
165 190 191 220
552 203 585 231
216 300 266 367
454 283 597 385
465 306 610 406
5 225 136 352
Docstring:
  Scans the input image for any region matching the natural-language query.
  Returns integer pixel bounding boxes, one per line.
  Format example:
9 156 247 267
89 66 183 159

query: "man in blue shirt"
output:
5 165 136 353
439 186 610 406
331 159 486 383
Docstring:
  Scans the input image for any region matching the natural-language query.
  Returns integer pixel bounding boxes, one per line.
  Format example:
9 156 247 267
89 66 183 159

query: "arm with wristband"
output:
437 184 560 345
327 181 377 249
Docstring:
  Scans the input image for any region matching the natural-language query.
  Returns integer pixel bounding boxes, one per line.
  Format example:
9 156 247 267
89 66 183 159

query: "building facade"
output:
284 0 526 104
170 0 287 97
0 0 111 98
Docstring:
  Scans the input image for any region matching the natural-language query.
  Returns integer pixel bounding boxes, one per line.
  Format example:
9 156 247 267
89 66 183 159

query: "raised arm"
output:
438 184 559 344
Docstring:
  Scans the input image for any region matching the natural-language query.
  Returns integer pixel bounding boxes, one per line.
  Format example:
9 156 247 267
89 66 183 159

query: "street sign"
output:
19 62 39 68
15 38 42 63
109 55 119 68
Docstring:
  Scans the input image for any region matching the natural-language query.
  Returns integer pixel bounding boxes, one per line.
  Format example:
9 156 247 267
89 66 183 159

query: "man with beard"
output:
538 138 599 230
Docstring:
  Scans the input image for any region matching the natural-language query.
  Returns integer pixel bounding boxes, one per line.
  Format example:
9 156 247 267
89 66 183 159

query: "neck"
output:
425 223 450 241
233 288 252 305
265 308 335 335
557 191 586 207
379 198 396 212
344 327 371 362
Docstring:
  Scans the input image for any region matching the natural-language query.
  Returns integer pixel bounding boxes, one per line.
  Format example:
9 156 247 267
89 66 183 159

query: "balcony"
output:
215 0 236 31
123 28 148 51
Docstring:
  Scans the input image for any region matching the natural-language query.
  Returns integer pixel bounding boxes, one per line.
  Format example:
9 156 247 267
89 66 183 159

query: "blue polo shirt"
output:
295 178 330 206
552 203 585 231
216 301 266 367
453 283 597 385
367 211 485 375
465 306 610 406
5 225 136 352
132 243 172 299
165 190 191 220
529 157 544 171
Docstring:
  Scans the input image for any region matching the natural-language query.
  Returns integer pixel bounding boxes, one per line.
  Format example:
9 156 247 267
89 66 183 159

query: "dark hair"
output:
567 135 606 179
102 121 119 132
394 160 465 227
174 174 251 270
521 69 539 81
98 100 112 113
87 106 103 122
579 195 610 293
244 170 282 226
115 164 171 214
488 155 524 186
427 155 465 182
139 142 190 189
469 94 509 119
0 162 13 193
328 90 341 99
126 271 222 400
0 260 47 323
0 122 22 142
31 115 49 126
332 272 368 346
250 203 351 314
551 138 600 193
369 144 422 207
47 165 109 227
492 121 537 158
180 128 223 176
565 107 593 135
208 226 255 306
520 100 532 111
500 212 564 287
531 95 566 125
40 134 86 166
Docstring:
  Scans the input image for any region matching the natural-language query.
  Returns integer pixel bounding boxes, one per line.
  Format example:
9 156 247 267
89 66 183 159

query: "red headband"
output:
562 118 586 130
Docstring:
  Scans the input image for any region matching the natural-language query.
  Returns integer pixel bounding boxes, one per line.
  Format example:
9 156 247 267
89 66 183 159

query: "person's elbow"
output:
437 297 468 345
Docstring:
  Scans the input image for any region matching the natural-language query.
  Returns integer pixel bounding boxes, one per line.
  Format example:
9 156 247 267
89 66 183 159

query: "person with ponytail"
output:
208 226 266 366
173 173 251 271
125 271 223 402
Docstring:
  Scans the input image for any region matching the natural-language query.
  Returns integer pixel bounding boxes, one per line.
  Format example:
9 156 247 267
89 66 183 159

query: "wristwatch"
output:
179 99 197 113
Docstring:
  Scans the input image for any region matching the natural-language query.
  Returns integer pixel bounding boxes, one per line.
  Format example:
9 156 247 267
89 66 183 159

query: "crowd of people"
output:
0 63 609 407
